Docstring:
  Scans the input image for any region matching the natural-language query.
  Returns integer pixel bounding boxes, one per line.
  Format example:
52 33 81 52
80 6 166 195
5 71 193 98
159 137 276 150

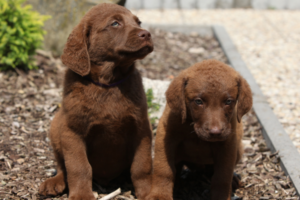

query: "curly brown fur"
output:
39 3 153 200
146 60 252 200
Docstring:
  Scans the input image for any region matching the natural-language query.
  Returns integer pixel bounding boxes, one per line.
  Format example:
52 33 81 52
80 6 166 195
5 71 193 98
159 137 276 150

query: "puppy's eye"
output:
225 99 233 105
138 21 142 26
195 99 203 105
111 21 119 27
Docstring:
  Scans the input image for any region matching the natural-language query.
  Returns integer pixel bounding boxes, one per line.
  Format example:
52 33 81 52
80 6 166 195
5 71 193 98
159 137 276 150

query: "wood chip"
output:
99 188 121 200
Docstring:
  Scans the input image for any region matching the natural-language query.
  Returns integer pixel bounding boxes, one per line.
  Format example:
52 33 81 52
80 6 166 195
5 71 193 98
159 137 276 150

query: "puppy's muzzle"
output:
208 126 224 136
138 30 151 41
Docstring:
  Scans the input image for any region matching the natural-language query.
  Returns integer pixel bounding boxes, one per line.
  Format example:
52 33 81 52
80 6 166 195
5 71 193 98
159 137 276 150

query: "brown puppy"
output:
146 60 252 200
38 3 153 200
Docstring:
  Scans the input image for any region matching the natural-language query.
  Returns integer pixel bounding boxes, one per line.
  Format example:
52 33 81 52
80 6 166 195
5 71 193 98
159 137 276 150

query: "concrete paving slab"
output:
125 0 300 9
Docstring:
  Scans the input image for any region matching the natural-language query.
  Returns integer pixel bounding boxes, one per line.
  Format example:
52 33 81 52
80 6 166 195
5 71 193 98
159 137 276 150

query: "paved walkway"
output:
133 9 300 152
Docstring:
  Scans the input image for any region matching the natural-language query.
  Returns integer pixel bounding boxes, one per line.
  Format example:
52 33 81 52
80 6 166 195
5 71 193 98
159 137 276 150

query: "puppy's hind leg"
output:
39 150 66 196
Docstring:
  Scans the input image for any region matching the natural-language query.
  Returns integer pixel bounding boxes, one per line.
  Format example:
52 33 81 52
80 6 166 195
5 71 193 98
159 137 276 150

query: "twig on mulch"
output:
99 188 121 200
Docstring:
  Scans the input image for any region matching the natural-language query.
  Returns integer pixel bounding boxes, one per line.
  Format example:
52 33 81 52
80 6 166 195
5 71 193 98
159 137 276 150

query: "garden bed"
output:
0 27 298 200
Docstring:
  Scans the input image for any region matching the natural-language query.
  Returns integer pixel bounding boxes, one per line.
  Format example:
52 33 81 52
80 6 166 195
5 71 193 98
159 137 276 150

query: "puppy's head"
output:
61 3 153 76
166 60 252 142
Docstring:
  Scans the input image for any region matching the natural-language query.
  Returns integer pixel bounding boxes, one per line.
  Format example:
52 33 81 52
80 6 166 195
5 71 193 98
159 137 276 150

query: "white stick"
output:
99 188 121 200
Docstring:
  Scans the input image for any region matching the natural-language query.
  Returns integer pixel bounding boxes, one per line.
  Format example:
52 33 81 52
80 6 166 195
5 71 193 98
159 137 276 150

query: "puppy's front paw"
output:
136 190 150 200
145 194 173 200
134 182 152 199
39 175 66 196
69 192 96 200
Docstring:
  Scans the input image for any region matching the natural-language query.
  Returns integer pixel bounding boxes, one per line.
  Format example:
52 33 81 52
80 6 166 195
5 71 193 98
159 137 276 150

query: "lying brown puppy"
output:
146 60 252 200
38 3 153 200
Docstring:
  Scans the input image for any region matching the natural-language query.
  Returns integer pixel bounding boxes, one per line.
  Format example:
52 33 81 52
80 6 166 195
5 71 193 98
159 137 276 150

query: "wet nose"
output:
138 30 151 40
209 127 223 135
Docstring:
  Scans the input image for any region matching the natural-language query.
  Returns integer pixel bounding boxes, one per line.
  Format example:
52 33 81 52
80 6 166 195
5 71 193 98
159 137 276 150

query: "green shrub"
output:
0 0 50 70
146 88 160 125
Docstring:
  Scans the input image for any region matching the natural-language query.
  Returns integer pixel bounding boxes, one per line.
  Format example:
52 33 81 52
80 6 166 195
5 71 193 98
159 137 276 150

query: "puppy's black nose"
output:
209 127 223 135
138 30 151 40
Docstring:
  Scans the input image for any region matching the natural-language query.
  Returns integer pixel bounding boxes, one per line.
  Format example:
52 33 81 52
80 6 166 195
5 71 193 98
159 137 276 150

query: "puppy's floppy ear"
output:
61 21 91 76
237 76 253 122
166 74 187 124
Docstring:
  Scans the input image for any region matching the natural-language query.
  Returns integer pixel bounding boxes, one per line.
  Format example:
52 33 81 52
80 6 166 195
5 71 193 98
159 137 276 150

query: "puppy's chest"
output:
177 136 214 165
89 93 143 123
66 86 146 137
85 91 144 134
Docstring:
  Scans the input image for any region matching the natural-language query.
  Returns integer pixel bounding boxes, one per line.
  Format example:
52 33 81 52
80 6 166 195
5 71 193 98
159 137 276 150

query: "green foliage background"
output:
0 0 50 70
146 88 160 125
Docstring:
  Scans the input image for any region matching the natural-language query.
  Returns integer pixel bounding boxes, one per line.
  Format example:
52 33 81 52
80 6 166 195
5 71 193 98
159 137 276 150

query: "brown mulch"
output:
0 29 298 200
136 28 228 80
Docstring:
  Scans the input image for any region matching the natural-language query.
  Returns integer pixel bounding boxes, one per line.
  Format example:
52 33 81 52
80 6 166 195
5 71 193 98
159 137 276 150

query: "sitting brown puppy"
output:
146 60 252 200
38 3 153 200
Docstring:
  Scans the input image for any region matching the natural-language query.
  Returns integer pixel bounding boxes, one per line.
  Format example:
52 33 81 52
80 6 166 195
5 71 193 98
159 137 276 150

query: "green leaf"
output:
0 0 50 71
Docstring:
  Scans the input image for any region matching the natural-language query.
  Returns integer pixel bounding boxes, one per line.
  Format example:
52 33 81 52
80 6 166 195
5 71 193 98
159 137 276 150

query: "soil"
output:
0 28 298 200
